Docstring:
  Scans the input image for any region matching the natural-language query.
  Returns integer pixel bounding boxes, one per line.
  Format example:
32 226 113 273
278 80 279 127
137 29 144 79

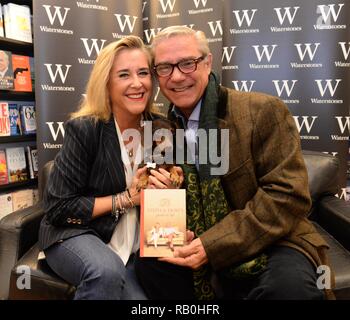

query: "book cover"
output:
12 54 32 92
140 189 186 257
8 103 22 135
6 3 32 43
0 4 4 38
6 146 28 183
0 149 8 185
0 102 10 136
0 50 14 90
19 104 36 134
11 189 33 212
0 193 13 220
26 145 37 179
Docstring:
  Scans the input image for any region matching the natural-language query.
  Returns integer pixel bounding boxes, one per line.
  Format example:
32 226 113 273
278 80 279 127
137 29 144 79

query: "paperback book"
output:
140 189 186 257
6 146 28 183
12 54 32 92
0 50 14 90
0 102 10 136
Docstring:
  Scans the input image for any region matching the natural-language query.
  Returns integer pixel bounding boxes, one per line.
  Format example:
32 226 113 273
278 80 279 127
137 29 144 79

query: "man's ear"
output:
205 53 213 74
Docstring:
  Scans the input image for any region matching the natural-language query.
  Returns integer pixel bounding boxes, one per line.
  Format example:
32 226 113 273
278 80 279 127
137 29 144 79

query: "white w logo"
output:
207 21 223 36
272 80 298 97
44 64 72 84
232 9 257 27
114 14 138 33
42 5 70 26
339 42 350 60
193 0 207 8
80 38 107 57
222 46 236 64
46 122 65 141
317 4 344 24
154 86 161 101
335 116 350 134
293 116 318 133
274 7 300 25
158 0 176 13
232 81 256 92
294 43 320 61
252 45 277 62
315 79 342 97
144 28 162 44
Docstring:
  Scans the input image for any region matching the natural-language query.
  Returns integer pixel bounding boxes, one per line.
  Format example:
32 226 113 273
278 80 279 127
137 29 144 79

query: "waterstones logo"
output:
230 9 259 34
272 80 299 103
113 14 138 38
157 0 179 19
336 188 348 201
79 38 107 64
231 80 256 92
291 43 322 68
142 1 148 21
207 20 223 43
44 122 65 149
250 45 279 69
293 116 319 140
332 116 350 141
335 42 350 67
76 0 108 11
188 0 213 15
40 5 73 35
222 46 238 70
312 79 343 103
314 4 346 30
271 7 302 32
144 28 162 44
41 64 75 92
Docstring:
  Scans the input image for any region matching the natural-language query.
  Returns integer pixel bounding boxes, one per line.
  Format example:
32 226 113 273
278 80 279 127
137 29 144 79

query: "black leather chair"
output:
1 150 350 300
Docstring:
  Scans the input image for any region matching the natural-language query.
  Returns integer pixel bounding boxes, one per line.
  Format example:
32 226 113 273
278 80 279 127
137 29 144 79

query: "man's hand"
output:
159 237 208 270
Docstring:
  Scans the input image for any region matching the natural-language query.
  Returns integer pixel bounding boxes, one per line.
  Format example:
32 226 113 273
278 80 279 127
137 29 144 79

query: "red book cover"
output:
0 150 8 185
12 54 32 92
0 102 10 136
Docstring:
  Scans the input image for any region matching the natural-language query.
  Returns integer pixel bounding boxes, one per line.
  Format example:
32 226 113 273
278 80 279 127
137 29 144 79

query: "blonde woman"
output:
38 36 182 300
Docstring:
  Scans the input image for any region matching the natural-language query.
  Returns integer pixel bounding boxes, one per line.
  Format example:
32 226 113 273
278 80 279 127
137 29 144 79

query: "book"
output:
12 54 32 92
8 103 22 135
0 193 13 220
0 149 8 185
3 3 32 43
0 102 10 136
0 5 4 37
11 189 33 211
26 145 38 179
140 189 186 257
0 50 14 90
19 104 36 134
6 146 28 183
29 57 35 90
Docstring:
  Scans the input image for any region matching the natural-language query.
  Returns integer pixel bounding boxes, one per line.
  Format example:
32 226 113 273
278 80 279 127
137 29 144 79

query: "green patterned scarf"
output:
170 73 267 300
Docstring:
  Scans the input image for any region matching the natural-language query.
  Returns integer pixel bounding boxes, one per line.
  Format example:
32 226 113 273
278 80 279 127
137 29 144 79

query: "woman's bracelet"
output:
111 190 136 221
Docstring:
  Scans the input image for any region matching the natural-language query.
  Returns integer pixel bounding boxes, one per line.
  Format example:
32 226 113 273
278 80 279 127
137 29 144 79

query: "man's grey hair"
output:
151 26 210 57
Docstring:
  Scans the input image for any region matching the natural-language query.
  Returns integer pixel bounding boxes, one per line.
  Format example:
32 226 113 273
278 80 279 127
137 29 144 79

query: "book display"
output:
0 0 37 218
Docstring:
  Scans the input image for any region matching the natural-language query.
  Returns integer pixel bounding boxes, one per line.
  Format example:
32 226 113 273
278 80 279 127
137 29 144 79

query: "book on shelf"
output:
12 54 32 92
26 145 38 179
6 146 28 183
0 102 10 136
0 50 14 90
11 188 33 211
29 57 35 90
0 4 4 38
140 189 186 257
2 3 32 43
0 149 8 185
0 193 13 220
19 103 36 135
8 103 22 136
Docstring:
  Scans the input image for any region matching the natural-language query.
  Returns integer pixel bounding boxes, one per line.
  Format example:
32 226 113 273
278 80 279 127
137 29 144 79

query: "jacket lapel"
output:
102 118 126 192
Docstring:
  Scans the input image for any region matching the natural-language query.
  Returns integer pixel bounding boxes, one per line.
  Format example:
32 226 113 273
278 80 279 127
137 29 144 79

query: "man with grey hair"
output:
135 26 333 300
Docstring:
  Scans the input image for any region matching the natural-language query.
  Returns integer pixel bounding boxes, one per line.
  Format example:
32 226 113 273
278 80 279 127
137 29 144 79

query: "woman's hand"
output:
128 166 148 206
148 166 184 189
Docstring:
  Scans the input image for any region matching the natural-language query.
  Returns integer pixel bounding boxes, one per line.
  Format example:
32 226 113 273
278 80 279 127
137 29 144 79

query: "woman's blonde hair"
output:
71 35 153 122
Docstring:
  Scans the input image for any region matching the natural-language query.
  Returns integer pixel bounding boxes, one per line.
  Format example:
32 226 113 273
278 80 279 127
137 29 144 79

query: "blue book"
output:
19 103 36 135
8 103 22 136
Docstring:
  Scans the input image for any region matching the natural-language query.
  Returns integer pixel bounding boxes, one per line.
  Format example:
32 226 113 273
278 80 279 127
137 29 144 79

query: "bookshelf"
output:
0 0 37 216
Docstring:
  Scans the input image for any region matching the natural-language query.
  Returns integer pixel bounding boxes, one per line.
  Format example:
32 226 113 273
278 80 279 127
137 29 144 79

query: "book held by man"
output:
140 189 186 257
